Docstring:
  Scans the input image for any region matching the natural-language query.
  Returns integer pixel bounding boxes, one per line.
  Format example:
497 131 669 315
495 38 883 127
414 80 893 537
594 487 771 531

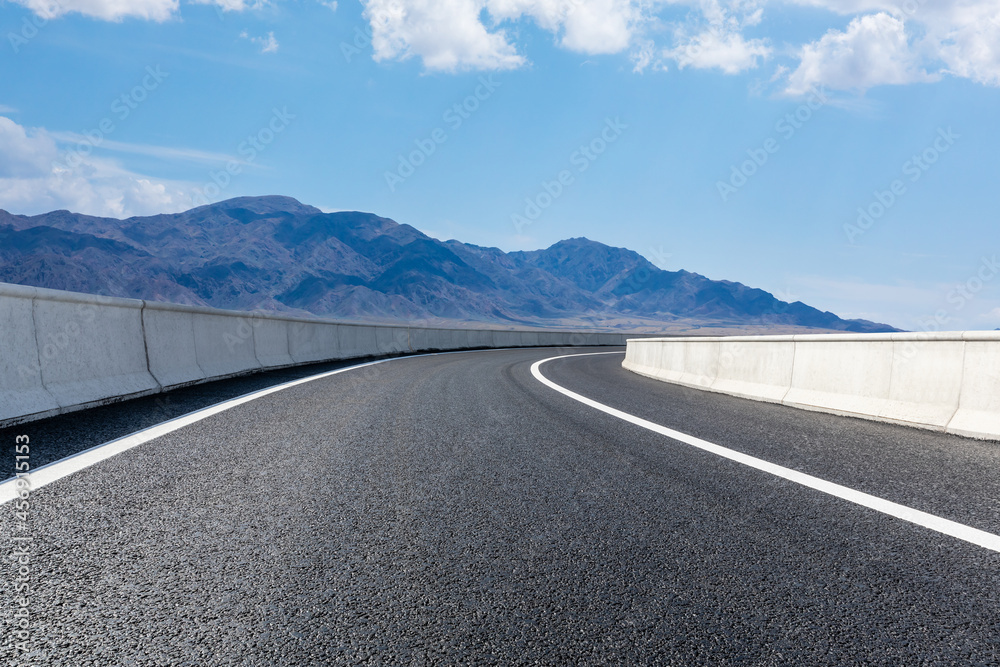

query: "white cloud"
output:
47 132 245 166
927 1 1000 86
0 116 58 178
201 0 270 9
359 0 772 73
240 29 280 53
257 31 280 53
782 0 1000 90
13 0 269 20
10 0 1000 92
784 12 936 94
666 26 771 74
351 0 1000 92
363 0 526 71
0 116 194 218
487 0 638 54
360 0 645 71
662 0 771 74
12 0 179 21
631 38 666 73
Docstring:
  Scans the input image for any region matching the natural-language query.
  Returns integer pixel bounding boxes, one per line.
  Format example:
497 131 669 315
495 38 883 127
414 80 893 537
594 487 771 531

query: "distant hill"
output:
0 196 897 333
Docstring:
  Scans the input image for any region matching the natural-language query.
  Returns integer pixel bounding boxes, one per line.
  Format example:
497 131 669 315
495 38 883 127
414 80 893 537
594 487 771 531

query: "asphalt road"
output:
2 347 999 665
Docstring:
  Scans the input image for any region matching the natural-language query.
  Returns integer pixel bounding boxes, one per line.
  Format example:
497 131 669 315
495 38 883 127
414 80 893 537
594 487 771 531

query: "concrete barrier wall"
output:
881 334 965 429
192 311 262 379
407 327 444 353
470 330 494 348
712 337 794 403
0 285 59 423
492 331 519 349
288 320 339 364
142 303 204 390
783 335 896 420
438 329 465 351
339 324 381 360
35 291 160 413
0 283 632 428
376 326 410 356
623 332 1000 441
253 314 294 369
948 333 1000 439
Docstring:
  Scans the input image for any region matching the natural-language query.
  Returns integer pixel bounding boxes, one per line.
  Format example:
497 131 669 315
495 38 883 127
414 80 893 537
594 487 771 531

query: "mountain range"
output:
0 196 896 333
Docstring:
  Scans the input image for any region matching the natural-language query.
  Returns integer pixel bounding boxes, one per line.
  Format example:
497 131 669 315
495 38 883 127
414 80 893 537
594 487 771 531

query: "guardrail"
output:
0 283 631 428
623 333 1000 441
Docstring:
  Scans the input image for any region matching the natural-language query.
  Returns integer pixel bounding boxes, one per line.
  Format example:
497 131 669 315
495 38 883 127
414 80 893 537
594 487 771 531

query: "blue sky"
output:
1 0 999 330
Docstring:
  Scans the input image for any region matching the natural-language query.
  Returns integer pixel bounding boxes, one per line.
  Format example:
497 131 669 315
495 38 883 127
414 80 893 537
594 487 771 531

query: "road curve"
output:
2 348 999 665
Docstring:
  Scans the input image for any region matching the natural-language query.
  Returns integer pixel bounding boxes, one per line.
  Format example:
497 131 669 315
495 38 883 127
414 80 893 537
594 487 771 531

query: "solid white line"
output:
0 357 395 506
532 353 1000 553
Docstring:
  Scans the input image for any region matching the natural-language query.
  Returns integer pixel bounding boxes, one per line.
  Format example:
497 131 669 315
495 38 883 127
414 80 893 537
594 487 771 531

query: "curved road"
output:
2 348 999 665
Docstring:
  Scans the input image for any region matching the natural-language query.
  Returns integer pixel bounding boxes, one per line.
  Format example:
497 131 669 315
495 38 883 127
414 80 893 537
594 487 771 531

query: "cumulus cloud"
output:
360 0 772 73
926 1 1000 86
0 116 193 218
352 0 1000 93
662 0 771 74
191 0 271 11
784 12 936 94
12 0 270 20
487 0 638 54
11 0 178 21
363 0 527 71
666 27 771 74
360 0 649 71
10 0 1000 93
0 117 58 178
782 0 1000 91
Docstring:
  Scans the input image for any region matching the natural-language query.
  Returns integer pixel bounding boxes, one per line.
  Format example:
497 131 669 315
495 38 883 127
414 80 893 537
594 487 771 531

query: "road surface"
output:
2 348 999 665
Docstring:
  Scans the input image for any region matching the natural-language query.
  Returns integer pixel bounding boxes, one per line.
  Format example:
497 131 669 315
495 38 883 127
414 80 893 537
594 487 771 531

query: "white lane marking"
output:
532 353 1000 553
0 357 390 505
0 346 612 505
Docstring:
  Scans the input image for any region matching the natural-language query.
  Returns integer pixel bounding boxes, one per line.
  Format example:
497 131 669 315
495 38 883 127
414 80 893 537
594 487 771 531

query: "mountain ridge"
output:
0 196 898 333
